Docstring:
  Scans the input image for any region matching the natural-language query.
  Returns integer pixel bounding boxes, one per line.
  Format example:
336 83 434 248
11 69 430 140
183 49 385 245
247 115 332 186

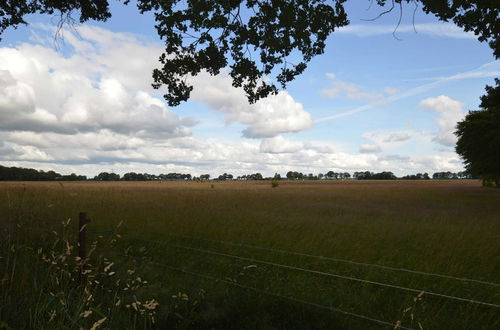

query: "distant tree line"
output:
353 171 397 180
0 165 87 181
431 171 478 180
236 173 263 180
286 171 351 180
0 164 478 181
94 172 194 181
401 173 431 180
217 173 234 180
324 171 351 180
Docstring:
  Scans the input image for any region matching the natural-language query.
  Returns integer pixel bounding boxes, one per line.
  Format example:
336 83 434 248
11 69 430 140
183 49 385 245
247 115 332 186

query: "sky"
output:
0 1 498 177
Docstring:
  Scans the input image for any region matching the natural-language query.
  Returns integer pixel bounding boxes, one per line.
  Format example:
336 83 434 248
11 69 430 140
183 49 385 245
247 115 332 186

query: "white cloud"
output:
0 24 469 177
383 132 411 142
419 95 464 147
362 130 414 149
0 29 195 138
409 154 464 172
0 70 36 116
260 135 303 154
259 135 337 155
191 72 313 138
359 144 382 153
0 129 465 177
0 24 316 174
320 74 382 102
15 145 54 161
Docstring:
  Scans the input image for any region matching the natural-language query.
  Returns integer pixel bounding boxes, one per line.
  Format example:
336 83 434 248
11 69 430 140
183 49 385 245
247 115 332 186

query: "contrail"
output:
315 61 499 123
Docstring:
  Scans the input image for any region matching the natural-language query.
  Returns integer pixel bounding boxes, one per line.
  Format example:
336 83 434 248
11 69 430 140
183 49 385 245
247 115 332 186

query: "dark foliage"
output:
353 171 397 180
1 1 497 105
237 173 263 180
455 79 500 186
0 165 86 181
324 171 351 180
286 171 303 180
94 172 121 181
431 171 478 180
401 173 430 180
217 173 234 181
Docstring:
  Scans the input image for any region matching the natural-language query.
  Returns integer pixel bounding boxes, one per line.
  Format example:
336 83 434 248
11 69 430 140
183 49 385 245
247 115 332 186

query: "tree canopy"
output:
455 79 500 187
1 0 498 106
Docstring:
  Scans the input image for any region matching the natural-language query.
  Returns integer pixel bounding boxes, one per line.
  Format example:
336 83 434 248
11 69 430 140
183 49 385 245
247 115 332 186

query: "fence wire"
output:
123 254 416 330
136 238 500 309
13 225 500 308
165 232 500 287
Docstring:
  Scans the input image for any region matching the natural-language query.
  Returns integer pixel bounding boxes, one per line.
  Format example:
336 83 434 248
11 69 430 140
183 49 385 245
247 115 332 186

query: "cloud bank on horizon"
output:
0 14 497 177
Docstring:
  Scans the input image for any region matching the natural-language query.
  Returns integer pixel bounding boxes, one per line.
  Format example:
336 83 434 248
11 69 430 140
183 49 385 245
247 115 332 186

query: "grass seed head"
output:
79 310 92 318
89 317 107 330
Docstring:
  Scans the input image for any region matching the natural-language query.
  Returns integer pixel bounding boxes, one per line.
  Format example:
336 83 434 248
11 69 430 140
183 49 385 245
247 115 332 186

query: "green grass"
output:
1 180 499 329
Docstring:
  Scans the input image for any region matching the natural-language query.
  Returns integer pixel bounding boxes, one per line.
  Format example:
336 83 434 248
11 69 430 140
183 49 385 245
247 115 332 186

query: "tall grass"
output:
0 202 159 329
1 180 499 329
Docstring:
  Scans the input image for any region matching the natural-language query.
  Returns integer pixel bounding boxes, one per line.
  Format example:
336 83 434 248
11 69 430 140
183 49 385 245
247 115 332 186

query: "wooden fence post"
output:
78 212 91 284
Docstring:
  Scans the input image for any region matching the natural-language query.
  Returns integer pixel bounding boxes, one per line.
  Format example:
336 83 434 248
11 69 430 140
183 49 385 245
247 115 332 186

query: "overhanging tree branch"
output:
0 0 498 106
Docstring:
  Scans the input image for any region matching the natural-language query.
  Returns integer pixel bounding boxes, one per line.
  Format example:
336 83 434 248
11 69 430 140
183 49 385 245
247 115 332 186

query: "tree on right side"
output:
455 79 500 187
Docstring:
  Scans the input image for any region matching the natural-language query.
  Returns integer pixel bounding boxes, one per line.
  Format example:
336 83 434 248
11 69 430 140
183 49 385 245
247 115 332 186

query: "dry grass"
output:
0 180 499 329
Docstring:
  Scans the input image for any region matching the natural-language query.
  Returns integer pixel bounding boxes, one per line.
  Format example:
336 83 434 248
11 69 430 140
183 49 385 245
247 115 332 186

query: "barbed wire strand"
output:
166 232 500 287
139 239 500 308
14 225 500 307
15 224 500 287
123 254 415 330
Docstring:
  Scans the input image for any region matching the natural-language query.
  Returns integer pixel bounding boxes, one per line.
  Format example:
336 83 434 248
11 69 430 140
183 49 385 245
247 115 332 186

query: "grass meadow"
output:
1 180 499 329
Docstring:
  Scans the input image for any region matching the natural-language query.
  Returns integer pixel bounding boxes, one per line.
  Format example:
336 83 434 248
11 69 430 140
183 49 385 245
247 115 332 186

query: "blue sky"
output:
0 1 498 177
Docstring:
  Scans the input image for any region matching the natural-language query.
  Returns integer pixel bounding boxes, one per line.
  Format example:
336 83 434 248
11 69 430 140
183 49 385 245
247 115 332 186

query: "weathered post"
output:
78 212 91 284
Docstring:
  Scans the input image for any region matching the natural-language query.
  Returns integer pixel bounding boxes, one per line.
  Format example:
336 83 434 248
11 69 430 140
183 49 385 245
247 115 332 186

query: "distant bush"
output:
482 178 496 187
271 179 279 188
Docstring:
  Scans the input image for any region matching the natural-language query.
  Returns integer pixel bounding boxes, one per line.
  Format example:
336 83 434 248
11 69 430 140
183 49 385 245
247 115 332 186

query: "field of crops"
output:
1 180 499 329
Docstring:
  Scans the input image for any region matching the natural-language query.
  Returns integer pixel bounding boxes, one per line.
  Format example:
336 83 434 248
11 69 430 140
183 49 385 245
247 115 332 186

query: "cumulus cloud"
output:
0 70 35 115
259 135 337 154
412 154 464 172
260 135 303 153
0 24 315 173
1 128 464 177
0 24 468 177
0 29 195 138
191 72 313 138
359 144 382 153
419 95 464 147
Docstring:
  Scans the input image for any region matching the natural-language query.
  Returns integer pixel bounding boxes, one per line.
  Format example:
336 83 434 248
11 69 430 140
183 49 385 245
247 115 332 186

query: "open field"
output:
1 180 499 329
